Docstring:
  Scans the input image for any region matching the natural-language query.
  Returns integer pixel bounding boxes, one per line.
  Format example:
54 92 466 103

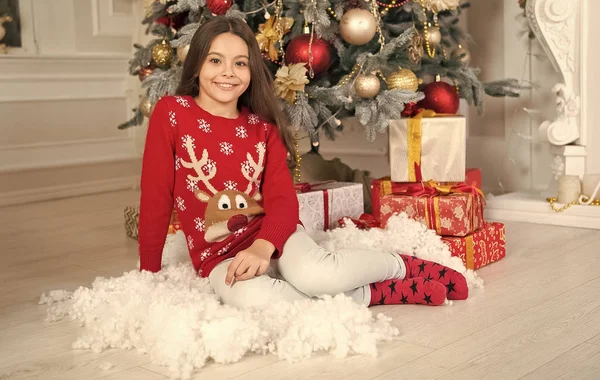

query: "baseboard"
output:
484 191 600 230
0 175 139 207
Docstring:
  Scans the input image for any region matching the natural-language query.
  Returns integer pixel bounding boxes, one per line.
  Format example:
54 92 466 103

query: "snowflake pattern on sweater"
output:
138 96 300 277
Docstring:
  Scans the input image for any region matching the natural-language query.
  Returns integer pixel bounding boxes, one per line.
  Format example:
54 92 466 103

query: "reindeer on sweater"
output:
181 136 265 242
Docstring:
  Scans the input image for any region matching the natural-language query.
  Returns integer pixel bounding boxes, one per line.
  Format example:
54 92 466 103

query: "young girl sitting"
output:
138 16 468 310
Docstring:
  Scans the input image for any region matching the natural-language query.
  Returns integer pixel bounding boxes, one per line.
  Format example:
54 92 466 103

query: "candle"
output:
557 175 581 204
582 174 600 201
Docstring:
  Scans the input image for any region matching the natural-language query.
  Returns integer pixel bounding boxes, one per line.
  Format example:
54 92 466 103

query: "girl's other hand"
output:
225 239 274 285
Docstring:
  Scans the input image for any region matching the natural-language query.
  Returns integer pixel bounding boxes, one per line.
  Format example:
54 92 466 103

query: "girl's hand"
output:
225 239 274 285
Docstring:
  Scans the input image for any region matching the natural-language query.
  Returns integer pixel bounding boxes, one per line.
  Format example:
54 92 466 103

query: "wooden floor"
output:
1 191 600 380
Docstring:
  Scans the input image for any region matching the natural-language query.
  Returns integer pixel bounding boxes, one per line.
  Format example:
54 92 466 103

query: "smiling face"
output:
197 32 251 112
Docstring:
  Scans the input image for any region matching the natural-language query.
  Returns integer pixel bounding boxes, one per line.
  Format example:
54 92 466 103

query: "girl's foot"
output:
399 254 469 300
369 277 447 306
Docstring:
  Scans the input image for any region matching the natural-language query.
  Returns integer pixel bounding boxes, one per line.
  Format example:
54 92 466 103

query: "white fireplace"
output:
484 0 600 229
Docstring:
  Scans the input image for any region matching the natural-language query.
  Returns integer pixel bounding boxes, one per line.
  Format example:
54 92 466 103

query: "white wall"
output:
0 0 143 206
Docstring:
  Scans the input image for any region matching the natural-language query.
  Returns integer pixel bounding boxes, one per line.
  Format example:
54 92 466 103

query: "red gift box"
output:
371 169 481 220
372 179 485 237
442 222 506 270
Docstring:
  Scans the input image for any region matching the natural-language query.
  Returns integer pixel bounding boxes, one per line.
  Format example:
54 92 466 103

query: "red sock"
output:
369 278 447 306
399 254 469 300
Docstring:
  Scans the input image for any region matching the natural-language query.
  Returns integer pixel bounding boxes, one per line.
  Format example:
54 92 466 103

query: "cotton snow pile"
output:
39 213 482 379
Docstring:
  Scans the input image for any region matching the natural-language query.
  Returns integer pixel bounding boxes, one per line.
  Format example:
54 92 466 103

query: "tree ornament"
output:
387 68 420 92
177 44 190 63
206 0 232 15
451 44 471 66
285 34 332 76
256 16 294 61
354 73 381 99
152 40 174 69
417 81 460 114
138 66 153 82
408 32 425 64
139 96 155 118
423 0 461 12
425 25 441 50
339 9 377 46
273 63 310 104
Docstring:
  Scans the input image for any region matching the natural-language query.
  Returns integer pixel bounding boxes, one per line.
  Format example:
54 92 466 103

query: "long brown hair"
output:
176 17 296 167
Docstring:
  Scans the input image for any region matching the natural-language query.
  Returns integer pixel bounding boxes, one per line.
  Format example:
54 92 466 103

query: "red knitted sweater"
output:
138 95 300 276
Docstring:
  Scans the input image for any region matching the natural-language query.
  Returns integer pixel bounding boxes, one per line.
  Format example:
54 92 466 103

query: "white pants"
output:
209 225 406 309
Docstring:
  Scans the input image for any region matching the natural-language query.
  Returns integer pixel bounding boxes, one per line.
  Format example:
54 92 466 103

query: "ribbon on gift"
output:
295 181 337 231
465 235 475 269
383 179 485 235
407 110 456 182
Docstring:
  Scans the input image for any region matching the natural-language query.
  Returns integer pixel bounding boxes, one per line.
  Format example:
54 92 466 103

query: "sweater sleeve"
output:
254 125 299 258
138 98 175 272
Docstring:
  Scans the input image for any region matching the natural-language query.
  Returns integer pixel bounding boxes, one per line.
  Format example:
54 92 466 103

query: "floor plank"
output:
0 348 151 380
520 343 600 380
371 285 600 380
583 276 600 288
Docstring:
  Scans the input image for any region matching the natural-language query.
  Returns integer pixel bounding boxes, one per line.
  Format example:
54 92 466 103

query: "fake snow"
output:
40 213 482 379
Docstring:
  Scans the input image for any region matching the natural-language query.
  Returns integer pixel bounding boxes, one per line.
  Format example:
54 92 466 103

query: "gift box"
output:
375 180 485 237
442 222 506 270
124 206 180 240
371 171 481 221
388 111 466 182
296 182 364 234
124 205 139 240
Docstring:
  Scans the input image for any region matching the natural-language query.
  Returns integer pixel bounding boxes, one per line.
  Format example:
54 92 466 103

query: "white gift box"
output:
297 182 364 234
388 115 466 182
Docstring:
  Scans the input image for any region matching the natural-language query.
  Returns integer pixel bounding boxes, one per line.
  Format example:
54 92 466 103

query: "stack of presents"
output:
125 111 505 271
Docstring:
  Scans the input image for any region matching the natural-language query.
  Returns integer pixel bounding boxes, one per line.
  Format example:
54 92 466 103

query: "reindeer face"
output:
194 189 264 242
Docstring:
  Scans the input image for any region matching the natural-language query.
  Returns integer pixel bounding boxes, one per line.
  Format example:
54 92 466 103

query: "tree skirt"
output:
40 213 483 379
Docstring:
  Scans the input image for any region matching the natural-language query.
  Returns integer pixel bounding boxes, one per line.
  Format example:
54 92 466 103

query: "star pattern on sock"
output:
417 262 427 275
388 281 397 295
446 279 456 294
423 293 433 304
409 280 419 295
400 293 408 304
438 267 448 279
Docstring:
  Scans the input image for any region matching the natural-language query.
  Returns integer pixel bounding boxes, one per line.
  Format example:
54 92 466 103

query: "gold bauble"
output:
177 44 190 63
152 40 174 69
339 9 377 46
426 26 442 49
139 96 155 118
354 73 381 98
451 44 471 66
387 68 420 92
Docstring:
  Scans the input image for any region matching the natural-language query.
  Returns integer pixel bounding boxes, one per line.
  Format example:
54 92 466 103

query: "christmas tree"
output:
120 0 519 146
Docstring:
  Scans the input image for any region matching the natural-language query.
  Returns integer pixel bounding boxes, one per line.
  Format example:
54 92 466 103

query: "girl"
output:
138 16 468 309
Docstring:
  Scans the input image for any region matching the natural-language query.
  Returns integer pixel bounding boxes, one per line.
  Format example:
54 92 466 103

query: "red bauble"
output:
285 34 332 76
155 17 170 26
417 81 460 114
206 0 232 15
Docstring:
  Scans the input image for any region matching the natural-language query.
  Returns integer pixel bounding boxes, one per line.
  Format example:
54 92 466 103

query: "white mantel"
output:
485 0 600 229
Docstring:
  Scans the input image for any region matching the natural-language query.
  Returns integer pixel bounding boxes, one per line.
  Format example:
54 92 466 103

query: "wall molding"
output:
0 175 139 207
92 0 134 37
0 137 137 172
